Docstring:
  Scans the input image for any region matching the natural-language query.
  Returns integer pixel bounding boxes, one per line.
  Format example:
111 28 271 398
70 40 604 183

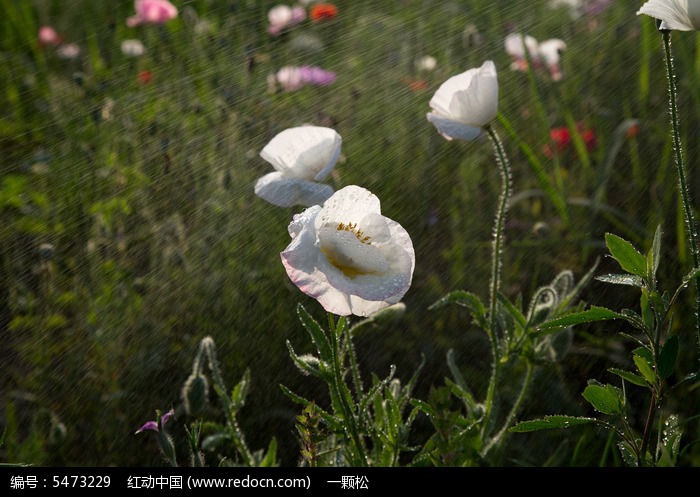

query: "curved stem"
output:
481 124 513 441
662 30 700 351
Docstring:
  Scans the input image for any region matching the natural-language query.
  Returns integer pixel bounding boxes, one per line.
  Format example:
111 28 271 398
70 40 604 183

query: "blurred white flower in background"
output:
415 55 438 72
121 39 146 57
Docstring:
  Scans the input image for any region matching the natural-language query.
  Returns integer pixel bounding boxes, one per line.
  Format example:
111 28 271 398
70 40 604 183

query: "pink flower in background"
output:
38 26 62 47
127 0 178 27
267 4 307 36
270 65 336 92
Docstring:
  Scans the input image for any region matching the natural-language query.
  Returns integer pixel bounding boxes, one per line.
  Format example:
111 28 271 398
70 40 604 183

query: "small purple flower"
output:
271 65 336 92
298 65 336 86
135 409 174 434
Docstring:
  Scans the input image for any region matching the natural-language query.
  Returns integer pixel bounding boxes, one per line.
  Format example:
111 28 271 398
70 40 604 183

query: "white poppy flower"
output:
256 126 342 207
281 185 415 317
638 0 700 30
426 60 499 141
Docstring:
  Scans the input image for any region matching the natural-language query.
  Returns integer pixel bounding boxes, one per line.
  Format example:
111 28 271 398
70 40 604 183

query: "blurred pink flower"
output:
270 65 336 92
38 26 62 47
127 0 178 27
268 4 306 36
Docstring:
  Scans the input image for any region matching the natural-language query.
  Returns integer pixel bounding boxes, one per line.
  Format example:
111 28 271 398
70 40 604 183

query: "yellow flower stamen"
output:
337 222 371 244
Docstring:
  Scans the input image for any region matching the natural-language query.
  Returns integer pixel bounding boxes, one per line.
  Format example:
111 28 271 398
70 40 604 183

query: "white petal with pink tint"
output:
281 186 415 316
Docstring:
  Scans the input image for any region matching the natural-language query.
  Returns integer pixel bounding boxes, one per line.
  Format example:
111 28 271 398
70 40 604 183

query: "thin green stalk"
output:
203 339 254 466
327 315 368 466
662 30 700 351
481 125 513 441
481 360 534 459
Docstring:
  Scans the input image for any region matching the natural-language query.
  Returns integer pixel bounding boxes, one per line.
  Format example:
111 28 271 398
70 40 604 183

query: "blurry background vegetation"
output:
1 0 699 466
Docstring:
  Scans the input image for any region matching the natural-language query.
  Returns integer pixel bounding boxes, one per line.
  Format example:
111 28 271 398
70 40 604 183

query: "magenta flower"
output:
127 0 178 27
268 4 306 36
135 409 174 434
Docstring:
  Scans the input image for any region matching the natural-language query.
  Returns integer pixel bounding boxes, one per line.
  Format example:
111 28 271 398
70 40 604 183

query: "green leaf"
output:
595 273 644 287
633 354 656 385
230 369 251 409
658 414 682 467
649 225 662 280
296 304 332 360
658 335 679 379
535 306 624 335
429 291 487 328
605 232 647 278
509 416 597 433
259 438 278 467
582 384 622 415
608 368 648 387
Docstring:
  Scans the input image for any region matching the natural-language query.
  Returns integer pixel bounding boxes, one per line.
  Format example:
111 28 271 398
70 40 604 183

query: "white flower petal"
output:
316 185 380 229
637 0 700 31
426 113 484 141
254 171 334 207
259 126 342 180
427 60 498 140
280 185 415 317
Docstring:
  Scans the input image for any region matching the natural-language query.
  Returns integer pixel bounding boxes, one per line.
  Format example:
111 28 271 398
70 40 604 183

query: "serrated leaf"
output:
582 384 622 415
509 416 597 433
296 304 332 360
278 384 341 430
605 232 647 278
658 335 679 379
535 306 624 335
608 368 648 387
595 273 644 287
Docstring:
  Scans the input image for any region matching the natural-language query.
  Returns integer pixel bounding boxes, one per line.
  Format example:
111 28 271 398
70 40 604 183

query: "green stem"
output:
203 339 254 466
481 125 513 441
481 360 534 459
328 315 368 466
662 30 700 352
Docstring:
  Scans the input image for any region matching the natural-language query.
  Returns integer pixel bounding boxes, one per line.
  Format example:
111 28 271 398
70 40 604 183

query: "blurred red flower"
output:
544 123 596 159
310 3 338 22
138 70 153 84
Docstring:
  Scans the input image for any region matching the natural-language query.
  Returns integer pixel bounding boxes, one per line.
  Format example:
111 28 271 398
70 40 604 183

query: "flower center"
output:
336 222 371 244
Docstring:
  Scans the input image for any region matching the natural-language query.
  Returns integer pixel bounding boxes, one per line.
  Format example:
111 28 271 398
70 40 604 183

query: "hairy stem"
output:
662 30 700 352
